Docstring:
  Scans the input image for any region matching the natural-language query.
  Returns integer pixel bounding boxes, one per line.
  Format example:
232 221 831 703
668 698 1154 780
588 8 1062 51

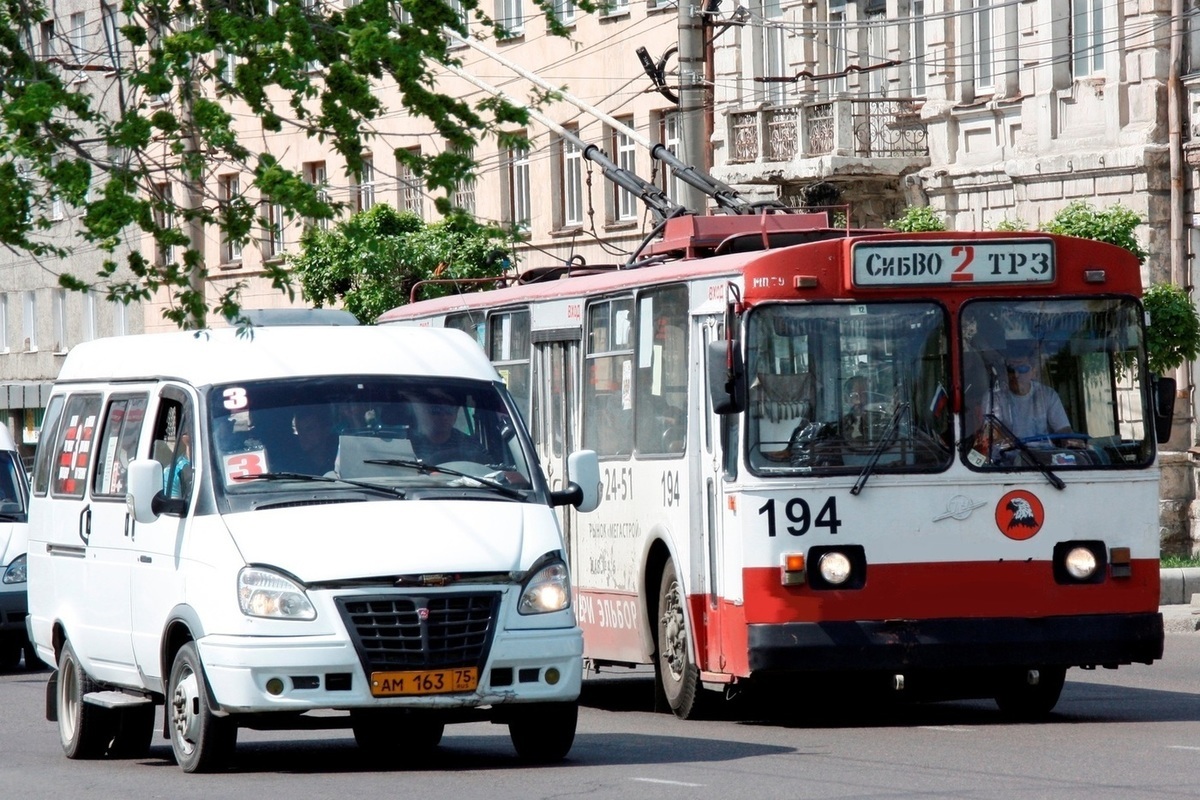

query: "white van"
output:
0 424 31 669
26 325 599 772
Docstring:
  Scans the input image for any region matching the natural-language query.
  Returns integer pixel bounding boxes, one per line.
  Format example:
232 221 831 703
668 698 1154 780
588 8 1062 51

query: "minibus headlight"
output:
238 566 317 620
2 554 26 585
518 560 571 615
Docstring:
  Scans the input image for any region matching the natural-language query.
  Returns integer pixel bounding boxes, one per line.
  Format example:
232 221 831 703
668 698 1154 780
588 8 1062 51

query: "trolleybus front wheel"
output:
993 666 1066 719
655 561 706 719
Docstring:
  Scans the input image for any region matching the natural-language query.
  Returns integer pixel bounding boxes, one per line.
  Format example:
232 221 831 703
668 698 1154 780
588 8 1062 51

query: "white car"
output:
0 424 31 670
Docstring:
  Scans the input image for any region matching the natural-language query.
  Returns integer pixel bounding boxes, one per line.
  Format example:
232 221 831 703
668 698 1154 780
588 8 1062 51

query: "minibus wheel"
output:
57 640 115 759
168 642 237 772
508 701 577 762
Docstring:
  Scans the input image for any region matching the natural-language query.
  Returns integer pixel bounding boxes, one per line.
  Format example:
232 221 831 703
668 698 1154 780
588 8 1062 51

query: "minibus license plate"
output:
370 667 478 697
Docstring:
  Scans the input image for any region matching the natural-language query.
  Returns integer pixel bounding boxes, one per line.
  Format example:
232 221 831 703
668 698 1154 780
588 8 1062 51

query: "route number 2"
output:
758 496 842 536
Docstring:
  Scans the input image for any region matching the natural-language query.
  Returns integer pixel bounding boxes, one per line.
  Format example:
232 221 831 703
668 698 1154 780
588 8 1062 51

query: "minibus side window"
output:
50 394 103 498
92 395 150 498
152 397 194 502
31 394 65 496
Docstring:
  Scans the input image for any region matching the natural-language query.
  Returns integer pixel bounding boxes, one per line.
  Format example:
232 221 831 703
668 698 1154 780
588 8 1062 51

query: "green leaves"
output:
1143 283 1200 375
886 205 946 232
1043 201 1149 264
0 0 594 328
288 203 515 324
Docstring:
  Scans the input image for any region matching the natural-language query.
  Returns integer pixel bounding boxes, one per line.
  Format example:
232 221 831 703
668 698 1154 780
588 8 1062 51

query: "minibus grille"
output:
335 592 501 671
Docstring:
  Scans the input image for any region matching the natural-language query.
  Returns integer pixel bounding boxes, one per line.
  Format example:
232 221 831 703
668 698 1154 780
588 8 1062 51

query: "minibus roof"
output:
53 325 499 386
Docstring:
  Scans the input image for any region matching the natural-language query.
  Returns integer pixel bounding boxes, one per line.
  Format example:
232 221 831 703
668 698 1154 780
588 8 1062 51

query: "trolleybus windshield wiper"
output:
850 402 909 496
364 459 527 500
983 414 1066 491
234 472 407 498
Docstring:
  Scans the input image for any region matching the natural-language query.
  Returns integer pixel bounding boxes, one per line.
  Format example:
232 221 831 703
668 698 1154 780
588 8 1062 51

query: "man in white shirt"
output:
985 343 1071 440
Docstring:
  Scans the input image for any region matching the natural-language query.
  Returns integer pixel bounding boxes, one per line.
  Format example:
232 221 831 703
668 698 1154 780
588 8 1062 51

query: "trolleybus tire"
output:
993 666 1066 719
508 701 577 763
168 642 237 772
655 561 706 719
57 640 117 759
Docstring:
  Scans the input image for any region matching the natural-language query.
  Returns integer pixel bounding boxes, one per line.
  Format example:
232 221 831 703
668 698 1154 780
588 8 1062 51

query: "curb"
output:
1159 567 1200 605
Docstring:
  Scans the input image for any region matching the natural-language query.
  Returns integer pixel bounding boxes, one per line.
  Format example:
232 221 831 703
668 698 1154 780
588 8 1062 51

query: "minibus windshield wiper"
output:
983 414 1065 491
850 402 909 496
364 459 526 500
234 472 407 499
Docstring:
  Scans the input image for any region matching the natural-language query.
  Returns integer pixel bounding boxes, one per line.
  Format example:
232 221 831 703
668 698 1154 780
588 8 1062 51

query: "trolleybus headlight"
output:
1064 547 1098 580
817 552 853 586
238 566 317 620
519 559 571 615
1052 540 1107 584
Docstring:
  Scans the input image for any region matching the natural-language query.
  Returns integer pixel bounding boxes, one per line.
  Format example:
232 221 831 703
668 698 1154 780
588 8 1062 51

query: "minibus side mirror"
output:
1153 375 1177 445
551 450 601 513
126 458 187 523
707 340 746 414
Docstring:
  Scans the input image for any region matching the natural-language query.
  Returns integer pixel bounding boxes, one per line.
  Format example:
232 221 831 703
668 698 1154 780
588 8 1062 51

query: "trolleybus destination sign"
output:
852 239 1055 287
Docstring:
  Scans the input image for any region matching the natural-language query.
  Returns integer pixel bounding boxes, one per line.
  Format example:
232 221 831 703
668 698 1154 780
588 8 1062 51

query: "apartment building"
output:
5 1 1200 548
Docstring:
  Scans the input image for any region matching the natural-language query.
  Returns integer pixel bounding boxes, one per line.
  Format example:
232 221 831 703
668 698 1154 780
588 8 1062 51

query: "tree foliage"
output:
289 204 515 324
1042 200 1149 264
1142 282 1200 375
886 205 946 232
0 0 591 328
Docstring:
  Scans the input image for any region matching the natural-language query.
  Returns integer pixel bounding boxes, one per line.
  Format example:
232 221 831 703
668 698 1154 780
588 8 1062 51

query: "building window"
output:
52 289 67 353
262 198 285 259
763 0 787 106
40 20 54 59
82 291 96 342
613 121 637 222
152 181 174 265
601 0 629 17
447 0 470 46
972 0 995 93
396 149 424 218
555 0 576 25
0 294 8 353
219 174 242 264
1071 0 1105 78
658 111 682 203
506 139 531 231
825 7 847 97
22 290 37 352
113 299 127 337
908 0 926 96
304 161 330 230
496 0 524 38
451 148 476 215
561 132 583 227
355 157 376 213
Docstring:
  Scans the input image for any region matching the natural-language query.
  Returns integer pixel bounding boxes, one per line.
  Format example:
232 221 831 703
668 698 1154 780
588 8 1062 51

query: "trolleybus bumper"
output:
747 612 1163 673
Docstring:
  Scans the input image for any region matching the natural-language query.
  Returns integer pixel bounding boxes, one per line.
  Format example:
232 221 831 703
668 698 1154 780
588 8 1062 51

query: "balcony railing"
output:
729 97 928 164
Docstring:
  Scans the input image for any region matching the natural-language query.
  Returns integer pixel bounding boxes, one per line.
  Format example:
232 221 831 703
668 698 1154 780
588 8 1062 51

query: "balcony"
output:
729 97 928 165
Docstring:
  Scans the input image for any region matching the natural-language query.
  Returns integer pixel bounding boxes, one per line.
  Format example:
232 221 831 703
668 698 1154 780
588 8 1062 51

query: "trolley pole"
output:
678 0 710 215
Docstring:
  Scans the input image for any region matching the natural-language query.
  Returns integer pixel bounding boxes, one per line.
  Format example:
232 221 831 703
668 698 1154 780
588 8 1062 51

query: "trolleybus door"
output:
533 338 580 565
697 314 731 671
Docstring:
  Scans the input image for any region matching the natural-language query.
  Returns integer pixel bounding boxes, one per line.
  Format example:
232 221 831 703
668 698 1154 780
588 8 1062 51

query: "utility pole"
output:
677 0 710 215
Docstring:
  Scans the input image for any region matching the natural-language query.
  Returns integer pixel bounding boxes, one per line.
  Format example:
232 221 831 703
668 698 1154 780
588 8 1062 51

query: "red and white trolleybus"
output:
379 213 1165 719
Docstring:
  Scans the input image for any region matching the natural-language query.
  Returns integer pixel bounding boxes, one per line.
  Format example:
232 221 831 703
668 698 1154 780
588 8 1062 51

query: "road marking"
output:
632 778 704 787
1168 746 1200 751
919 725 975 732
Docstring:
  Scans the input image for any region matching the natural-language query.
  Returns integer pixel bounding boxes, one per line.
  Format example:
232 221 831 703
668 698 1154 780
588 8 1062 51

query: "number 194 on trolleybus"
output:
379 216 1165 719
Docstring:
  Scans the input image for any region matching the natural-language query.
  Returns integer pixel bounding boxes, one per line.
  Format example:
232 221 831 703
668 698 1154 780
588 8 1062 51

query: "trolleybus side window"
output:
584 297 634 457
635 285 688 455
745 302 952 474
961 299 1152 470
489 309 531 426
